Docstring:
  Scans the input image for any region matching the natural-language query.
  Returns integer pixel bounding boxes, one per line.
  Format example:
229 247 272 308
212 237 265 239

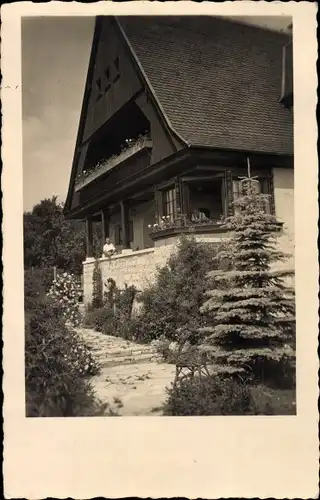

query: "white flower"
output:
169 341 178 351
148 224 152 228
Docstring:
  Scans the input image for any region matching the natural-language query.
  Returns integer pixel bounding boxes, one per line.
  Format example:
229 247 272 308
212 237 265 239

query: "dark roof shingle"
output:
118 16 293 155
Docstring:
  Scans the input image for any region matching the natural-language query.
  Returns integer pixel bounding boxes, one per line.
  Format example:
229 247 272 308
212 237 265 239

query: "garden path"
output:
78 328 176 416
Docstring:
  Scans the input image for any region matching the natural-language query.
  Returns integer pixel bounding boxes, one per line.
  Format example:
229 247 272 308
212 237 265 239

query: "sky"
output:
22 15 291 212
22 16 95 211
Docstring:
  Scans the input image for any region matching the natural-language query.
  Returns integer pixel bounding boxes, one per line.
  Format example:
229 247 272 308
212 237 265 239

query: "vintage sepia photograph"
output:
22 14 296 418
3 1 319 498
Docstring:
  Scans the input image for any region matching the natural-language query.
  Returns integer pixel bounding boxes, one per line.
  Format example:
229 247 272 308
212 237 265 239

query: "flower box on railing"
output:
148 216 283 241
148 217 229 241
75 138 152 192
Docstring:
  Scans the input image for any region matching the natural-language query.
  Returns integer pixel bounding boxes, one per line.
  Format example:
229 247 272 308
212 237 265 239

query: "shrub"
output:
25 296 101 417
133 235 216 343
163 375 256 416
47 272 82 327
83 279 138 338
24 267 55 310
83 305 115 333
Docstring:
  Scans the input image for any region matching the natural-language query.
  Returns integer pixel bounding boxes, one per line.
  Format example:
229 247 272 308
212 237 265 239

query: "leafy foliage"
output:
83 305 115 333
199 176 295 383
132 235 216 343
24 196 102 276
163 375 256 416
163 375 296 416
84 278 138 337
24 267 55 311
25 296 101 417
47 272 82 327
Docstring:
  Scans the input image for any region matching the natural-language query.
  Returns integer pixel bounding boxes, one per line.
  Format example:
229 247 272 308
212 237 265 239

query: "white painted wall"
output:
273 167 295 273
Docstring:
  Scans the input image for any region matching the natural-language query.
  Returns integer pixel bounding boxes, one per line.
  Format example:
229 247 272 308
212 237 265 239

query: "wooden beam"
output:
181 173 225 182
101 208 110 244
85 217 93 258
120 200 130 249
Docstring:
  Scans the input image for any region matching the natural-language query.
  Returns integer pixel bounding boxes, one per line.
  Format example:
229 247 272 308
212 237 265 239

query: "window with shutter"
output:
162 187 177 222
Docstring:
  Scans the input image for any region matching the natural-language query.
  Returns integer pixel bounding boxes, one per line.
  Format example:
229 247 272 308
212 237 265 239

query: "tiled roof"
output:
118 16 293 155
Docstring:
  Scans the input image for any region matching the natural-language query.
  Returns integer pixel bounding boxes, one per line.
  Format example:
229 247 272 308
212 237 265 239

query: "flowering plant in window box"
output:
75 132 152 188
148 214 225 233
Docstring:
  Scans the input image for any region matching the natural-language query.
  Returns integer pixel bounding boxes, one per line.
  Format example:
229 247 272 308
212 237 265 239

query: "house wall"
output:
135 92 181 164
82 18 143 142
273 167 295 274
107 200 155 253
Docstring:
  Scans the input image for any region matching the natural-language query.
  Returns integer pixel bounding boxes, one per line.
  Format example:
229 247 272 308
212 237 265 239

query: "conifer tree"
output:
91 259 103 310
200 163 295 382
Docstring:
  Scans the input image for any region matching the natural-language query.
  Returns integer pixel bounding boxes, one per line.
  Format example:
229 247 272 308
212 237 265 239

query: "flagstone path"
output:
78 328 176 416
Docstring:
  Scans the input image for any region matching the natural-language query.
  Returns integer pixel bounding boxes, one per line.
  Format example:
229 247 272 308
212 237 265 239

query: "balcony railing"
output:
75 136 152 192
148 214 283 241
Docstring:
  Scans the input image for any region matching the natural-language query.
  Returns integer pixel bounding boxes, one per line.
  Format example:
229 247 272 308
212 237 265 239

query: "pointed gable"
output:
119 16 293 154
81 17 144 142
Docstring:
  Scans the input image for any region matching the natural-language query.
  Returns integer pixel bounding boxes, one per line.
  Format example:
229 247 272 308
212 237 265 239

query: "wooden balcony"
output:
75 138 152 193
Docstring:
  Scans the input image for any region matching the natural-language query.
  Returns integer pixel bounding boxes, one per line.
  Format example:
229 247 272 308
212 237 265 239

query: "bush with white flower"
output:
47 272 82 327
62 328 100 377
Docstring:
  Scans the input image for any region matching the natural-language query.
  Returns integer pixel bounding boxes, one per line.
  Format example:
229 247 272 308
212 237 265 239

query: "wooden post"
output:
85 217 93 258
120 200 130 249
53 266 57 281
225 170 234 216
181 181 190 219
101 208 110 244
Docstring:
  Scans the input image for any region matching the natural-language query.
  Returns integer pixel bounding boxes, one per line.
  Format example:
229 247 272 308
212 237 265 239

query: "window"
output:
163 187 176 222
96 77 103 101
113 56 120 82
114 221 133 246
232 178 271 214
104 67 111 92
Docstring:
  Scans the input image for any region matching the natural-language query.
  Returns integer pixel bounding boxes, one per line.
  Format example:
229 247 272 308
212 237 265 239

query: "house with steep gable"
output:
64 16 294 303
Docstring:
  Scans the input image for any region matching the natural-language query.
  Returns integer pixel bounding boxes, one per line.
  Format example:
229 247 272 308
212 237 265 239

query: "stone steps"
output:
77 328 157 367
101 352 158 368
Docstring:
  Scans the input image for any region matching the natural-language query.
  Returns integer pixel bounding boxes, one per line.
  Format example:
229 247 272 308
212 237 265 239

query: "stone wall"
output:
83 246 175 304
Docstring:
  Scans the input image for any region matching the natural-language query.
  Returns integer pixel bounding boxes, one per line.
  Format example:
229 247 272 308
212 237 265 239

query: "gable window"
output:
113 56 120 82
162 187 176 222
104 67 111 92
96 77 103 101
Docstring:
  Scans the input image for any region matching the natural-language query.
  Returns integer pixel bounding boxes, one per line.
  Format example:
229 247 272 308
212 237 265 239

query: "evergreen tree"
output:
200 168 295 382
91 259 103 310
